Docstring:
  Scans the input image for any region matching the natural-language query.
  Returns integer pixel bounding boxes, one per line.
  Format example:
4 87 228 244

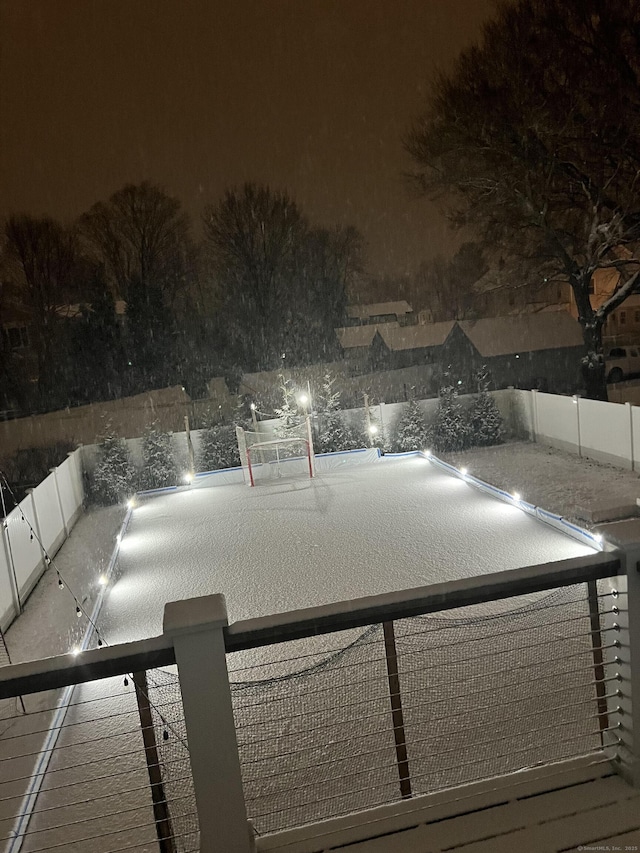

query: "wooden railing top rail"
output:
0 634 175 699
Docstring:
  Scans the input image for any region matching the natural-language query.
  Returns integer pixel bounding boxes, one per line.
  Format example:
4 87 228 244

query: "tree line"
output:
0 182 363 413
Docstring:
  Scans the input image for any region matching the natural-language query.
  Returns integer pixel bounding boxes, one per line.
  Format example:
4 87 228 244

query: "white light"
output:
127 498 135 509
368 425 378 435
512 492 521 502
297 394 308 406
460 467 468 476
116 533 122 544
250 402 256 411
183 473 193 484
594 533 603 544
71 647 81 657
99 575 108 586
423 449 432 457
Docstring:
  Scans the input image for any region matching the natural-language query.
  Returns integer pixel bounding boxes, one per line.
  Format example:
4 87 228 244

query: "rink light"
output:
183 473 193 484
116 533 122 544
423 449 432 457
71 647 82 657
297 394 309 406
250 402 256 411
594 533 603 544
98 575 108 587
127 498 135 509
460 467 468 477
512 492 521 503
368 425 378 435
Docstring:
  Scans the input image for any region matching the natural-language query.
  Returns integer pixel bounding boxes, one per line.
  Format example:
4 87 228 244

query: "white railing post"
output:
163 594 253 853
531 389 539 442
627 402 635 472
573 395 582 457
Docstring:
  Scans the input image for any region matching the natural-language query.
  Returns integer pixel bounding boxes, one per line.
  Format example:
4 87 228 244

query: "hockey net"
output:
236 417 315 486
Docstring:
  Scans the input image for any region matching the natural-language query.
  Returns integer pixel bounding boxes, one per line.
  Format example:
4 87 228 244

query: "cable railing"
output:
0 548 634 853
0 638 198 853
224 552 627 839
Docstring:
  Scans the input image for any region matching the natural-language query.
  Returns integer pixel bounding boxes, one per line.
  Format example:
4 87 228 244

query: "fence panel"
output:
0 529 16 630
55 454 83 531
578 398 632 469
534 392 579 452
31 472 66 556
5 500 43 598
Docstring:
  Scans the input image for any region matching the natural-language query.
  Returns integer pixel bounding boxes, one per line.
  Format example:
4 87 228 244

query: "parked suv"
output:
605 346 640 383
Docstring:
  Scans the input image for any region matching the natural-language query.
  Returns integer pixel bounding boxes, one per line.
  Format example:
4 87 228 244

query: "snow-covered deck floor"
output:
103 454 596 644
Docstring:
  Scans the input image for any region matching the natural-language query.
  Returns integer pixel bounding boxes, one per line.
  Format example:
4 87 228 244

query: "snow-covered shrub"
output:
91 430 135 505
315 372 361 452
140 424 177 490
468 369 504 447
198 423 240 471
317 410 362 452
430 383 469 452
392 398 431 452
274 374 302 435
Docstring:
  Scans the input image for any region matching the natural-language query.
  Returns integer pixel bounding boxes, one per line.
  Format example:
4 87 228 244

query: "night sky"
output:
0 0 495 277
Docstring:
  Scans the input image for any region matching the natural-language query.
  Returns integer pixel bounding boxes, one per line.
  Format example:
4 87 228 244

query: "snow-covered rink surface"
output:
104 453 595 642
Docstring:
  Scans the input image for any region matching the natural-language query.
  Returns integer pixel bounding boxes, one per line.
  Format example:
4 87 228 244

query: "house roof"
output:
458 312 584 357
335 325 379 349
347 301 413 320
378 321 456 351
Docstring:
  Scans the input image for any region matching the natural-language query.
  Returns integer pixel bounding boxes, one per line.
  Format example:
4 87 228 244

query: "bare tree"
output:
79 182 192 387
2 215 79 399
203 184 361 369
406 0 640 399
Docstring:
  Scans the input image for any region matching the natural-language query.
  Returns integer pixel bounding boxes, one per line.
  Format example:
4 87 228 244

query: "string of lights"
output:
0 471 184 746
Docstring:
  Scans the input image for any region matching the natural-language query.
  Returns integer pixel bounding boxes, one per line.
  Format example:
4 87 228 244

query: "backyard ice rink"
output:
102 453 597 644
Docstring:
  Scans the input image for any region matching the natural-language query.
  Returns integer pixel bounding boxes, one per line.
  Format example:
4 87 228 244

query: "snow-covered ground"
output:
443 440 640 525
0 444 625 850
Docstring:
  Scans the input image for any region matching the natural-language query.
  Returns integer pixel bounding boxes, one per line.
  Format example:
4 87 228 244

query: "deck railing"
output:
0 547 637 853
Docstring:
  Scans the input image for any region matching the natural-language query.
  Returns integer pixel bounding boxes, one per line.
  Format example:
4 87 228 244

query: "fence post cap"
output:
163 593 228 637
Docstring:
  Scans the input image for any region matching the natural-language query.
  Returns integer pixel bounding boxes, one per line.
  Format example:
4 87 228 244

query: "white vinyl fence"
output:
0 449 84 630
514 389 640 470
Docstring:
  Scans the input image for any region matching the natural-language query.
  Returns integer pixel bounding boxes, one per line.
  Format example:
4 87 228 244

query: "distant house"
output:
458 312 585 392
335 310 586 393
345 301 414 326
369 321 457 370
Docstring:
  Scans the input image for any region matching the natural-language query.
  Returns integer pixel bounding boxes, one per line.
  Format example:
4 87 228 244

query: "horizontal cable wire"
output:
22 812 200 853
234 666 621 733
242 710 608 790
101 827 199 853
0 750 189 791
397 618 621 660
0 717 186 758
237 687 620 766
0 774 195 824
232 635 620 715
248 730 612 819
1 793 194 842
264 753 611 848
226 599 614 679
